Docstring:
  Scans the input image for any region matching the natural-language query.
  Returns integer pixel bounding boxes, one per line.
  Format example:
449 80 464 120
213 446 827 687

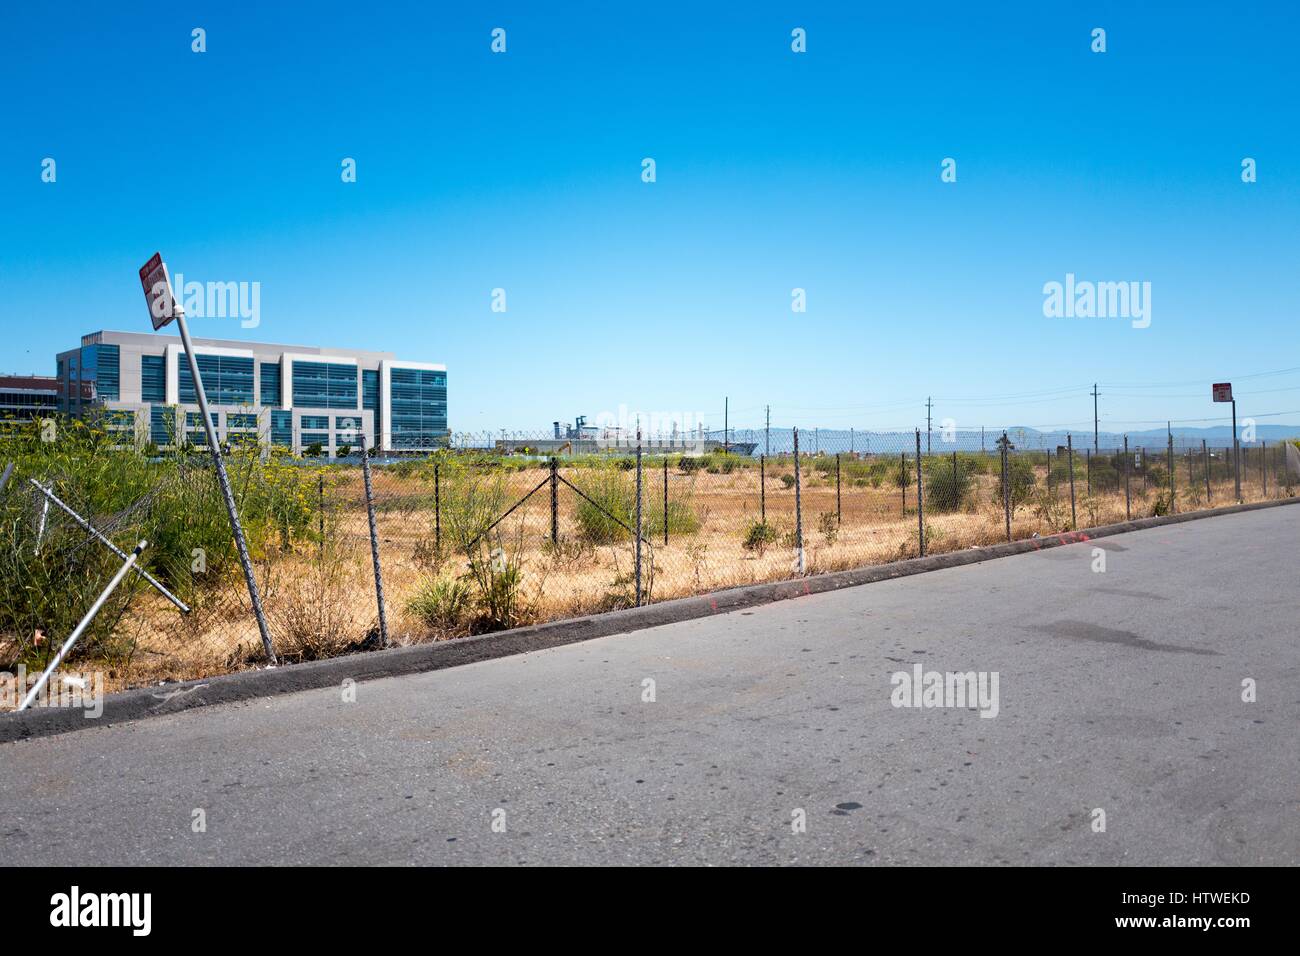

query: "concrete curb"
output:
4 494 1296 743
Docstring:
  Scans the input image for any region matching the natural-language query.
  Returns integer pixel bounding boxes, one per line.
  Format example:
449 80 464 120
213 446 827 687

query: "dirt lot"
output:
90 455 1289 693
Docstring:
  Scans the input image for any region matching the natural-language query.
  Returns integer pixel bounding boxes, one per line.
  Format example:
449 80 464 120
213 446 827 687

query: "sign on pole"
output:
137 253 277 664
138 252 178 330
1212 382 1233 403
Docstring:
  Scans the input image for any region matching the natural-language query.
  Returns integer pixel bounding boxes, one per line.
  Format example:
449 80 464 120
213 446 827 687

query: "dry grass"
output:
24 461 1292 696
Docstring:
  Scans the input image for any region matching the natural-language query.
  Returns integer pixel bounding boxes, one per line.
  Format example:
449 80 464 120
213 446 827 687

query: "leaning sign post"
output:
139 253 277 663
1212 382 1241 502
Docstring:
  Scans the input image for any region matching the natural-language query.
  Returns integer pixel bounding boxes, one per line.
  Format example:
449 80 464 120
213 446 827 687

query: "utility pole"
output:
765 404 770 457
926 397 933 455
1092 384 1100 453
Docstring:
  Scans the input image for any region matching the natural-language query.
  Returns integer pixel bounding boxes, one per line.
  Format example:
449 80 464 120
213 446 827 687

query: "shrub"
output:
1048 459 1076 489
463 529 532 632
268 542 358 662
780 473 796 489
678 456 700 474
705 454 738 474
438 460 511 552
407 576 474 632
993 456 1037 516
817 511 838 546
572 466 698 542
1088 458 1121 493
926 457 973 513
573 467 635 543
742 520 778 554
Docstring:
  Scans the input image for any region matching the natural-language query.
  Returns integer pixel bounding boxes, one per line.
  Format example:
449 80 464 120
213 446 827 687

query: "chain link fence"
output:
2 422 1297 702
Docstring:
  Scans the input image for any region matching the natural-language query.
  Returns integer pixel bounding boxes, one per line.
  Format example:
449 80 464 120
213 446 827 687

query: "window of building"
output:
102 409 134 430
301 415 329 430
187 411 218 428
260 361 282 407
179 353 255 406
95 344 120 401
150 406 175 447
389 368 448 449
271 409 293 447
141 354 166 403
292 361 357 409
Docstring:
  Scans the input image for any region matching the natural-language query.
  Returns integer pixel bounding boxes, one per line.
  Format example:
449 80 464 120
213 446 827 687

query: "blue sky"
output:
1 1 1297 436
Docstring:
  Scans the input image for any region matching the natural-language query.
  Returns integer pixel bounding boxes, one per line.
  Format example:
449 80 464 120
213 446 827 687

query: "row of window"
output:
94 405 445 452
178 354 255 406
61 347 441 449
292 361 358 409
389 367 448 449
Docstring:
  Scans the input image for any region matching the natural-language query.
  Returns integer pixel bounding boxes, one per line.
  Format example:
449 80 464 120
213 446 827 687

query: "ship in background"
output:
494 415 757 457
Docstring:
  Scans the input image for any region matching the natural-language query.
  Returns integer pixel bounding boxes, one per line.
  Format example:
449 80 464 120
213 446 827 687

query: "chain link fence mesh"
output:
2 422 1296 704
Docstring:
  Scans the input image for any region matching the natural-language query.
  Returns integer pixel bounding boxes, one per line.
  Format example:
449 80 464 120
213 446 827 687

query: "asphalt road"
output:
2 507 1296 866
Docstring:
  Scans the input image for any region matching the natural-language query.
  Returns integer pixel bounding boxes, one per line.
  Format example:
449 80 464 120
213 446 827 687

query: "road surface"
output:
2 506 1297 865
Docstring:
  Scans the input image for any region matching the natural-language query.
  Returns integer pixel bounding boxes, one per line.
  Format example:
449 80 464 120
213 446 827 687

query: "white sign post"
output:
139 253 277 663
1212 382 1241 501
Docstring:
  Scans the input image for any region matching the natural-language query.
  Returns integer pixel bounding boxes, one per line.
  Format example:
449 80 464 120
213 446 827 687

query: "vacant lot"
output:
32 445 1286 694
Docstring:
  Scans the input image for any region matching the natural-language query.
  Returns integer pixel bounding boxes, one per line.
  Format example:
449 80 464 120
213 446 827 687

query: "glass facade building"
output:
58 331 446 456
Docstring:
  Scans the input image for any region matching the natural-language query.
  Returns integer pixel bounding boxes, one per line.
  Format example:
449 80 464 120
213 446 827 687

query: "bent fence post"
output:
175 310 275 663
34 492 50 555
28 479 189 614
18 540 146 712
358 435 388 648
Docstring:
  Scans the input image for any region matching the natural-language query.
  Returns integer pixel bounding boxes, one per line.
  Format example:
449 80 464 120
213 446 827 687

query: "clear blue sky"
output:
1 1 1297 436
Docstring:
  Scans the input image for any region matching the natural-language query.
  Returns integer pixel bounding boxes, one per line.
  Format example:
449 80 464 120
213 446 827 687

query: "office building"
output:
55 331 447 455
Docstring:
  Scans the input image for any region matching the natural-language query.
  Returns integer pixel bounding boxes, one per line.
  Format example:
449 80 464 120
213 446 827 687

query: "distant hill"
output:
714 424 1300 456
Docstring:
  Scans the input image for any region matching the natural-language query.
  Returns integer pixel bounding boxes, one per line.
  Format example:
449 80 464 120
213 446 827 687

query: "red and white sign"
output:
139 252 178 330
1212 382 1233 403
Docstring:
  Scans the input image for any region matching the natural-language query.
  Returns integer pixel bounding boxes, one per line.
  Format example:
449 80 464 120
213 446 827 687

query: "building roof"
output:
0 374 58 391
